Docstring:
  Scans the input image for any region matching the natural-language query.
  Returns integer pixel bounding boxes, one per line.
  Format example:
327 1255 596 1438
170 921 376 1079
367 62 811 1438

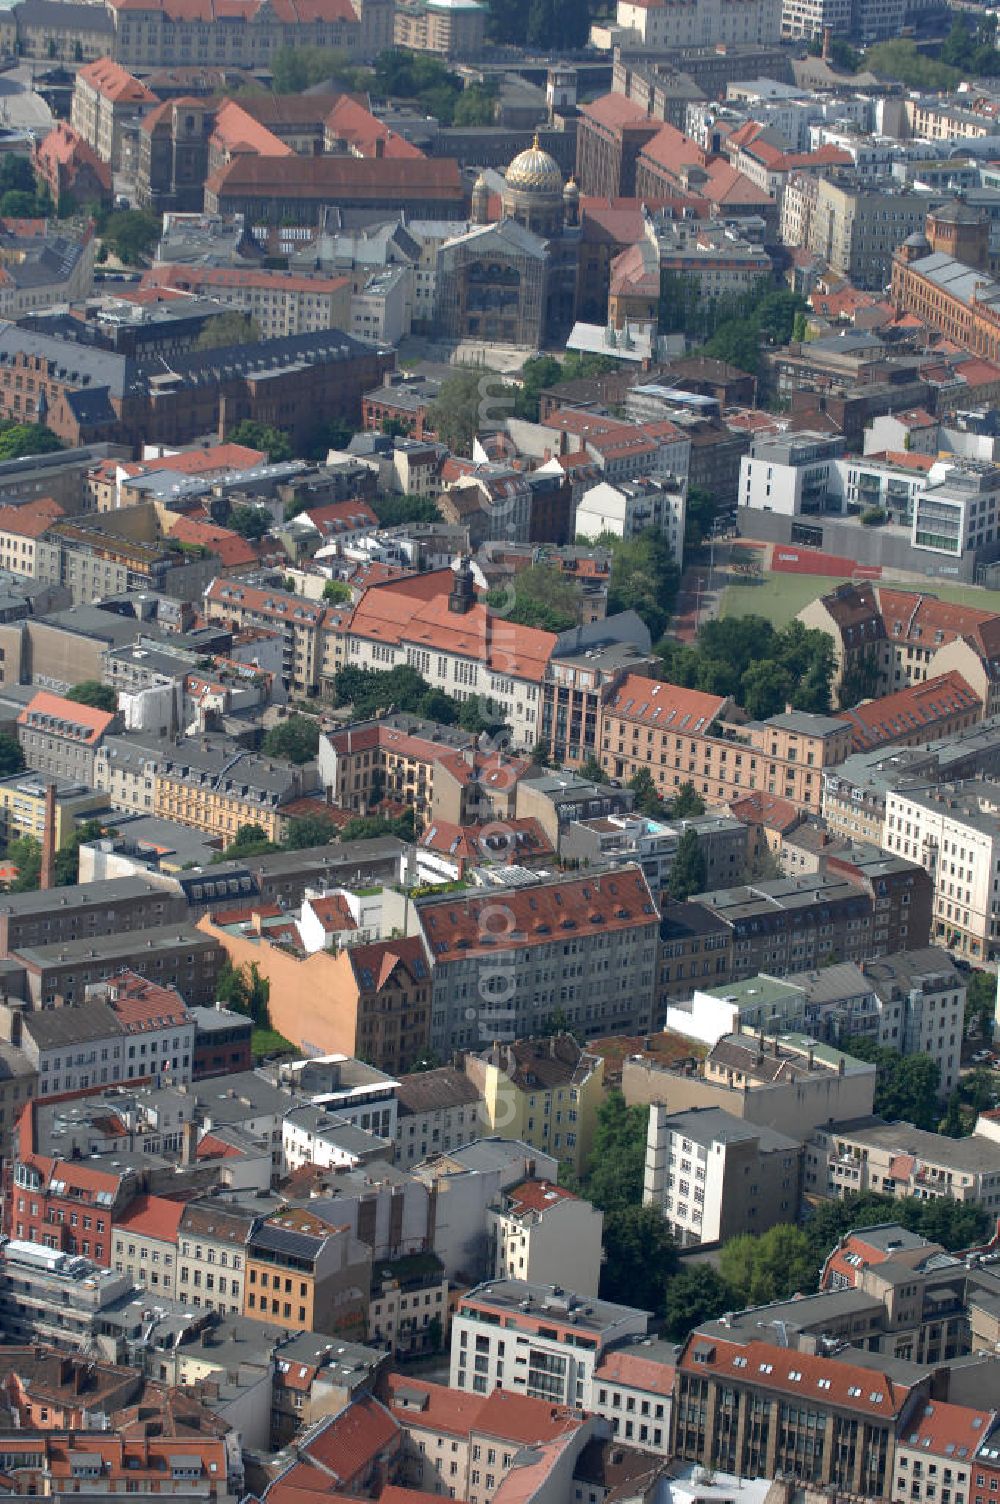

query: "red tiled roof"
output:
602 673 726 732
306 893 357 932
144 263 350 296
78 57 157 104
387 1376 485 1436
838 670 981 751
210 98 293 158
418 869 657 964
898 1400 995 1458
106 971 189 1031
727 791 801 833
113 1193 185 1244
0 497 63 538
325 95 425 160
579 94 657 131
294 1395 399 1485
594 1349 674 1396
504 1179 578 1216
18 690 115 744
678 1335 914 1417
472 1389 579 1445
169 515 260 568
346 569 556 684
207 156 462 202
35 123 111 194
304 499 378 535
78 57 156 103
347 935 428 992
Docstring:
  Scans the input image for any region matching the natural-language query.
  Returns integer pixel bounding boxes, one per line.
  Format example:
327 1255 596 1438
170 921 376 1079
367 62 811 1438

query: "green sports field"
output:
719 572 1000 628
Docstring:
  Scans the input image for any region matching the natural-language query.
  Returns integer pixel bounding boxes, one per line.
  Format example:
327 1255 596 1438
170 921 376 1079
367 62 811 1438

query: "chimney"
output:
39 782 57 891
181 1119 197 1166
374 136 385 159
821 24 831 58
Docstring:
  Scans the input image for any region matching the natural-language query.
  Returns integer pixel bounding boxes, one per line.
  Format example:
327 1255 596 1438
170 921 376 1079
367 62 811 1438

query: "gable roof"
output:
838 670 981 751
18 690 115 744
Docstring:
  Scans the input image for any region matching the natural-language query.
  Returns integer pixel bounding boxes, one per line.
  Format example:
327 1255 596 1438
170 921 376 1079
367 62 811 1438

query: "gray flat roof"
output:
658 1104 800 1153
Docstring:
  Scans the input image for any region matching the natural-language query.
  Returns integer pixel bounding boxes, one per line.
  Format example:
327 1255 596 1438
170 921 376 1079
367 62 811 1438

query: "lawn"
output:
720 573 850 627
719 572 1000 628
251 1026 297 1060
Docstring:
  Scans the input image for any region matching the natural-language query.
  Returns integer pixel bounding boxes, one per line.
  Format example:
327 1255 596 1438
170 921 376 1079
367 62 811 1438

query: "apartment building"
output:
810 178 933 290
883 780 1000 961
0 499 65 578
893 1402 997 1504
693 864 929 982
807 1116 1000 1210
615 0 782 49
177 1200 254 1316
591 1343 676 1456
450 1280 649 1404
14 923 224 1009
804 585 1000 713
643 1103 803 1246
415 869 660 1053
673 1330 927 1496
488 1180 603 1297
203 579 329 696
394 1067 483 1169
342 564 555 750
200 914 432 1074
624 1028 876 1139
154 739 311 844
106 0 364 69
863 948 966 1095
244 1208 372 1339
70 57 157 169
0 875 186 956
463 1036 605 1176
317 716 478 827
111 1193 184 1297
393 0 486 55
0 773 104 849
598 676 853 814
838 671 983 755
369 1253 449 1356
143 265 353 338
17 690 118 787
575 478 686 559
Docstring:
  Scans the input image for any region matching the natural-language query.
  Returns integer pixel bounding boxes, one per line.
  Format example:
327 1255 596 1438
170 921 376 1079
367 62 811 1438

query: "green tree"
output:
604 528 679 641
270 45 367 91
212 822 280 862
323 579 352 605
427 368 489 456
489 562 580 632
667 827 707 901
583 1090 649 1210
0 422 62 460
719 1224 818 1305
196 311 261 350
662 1265 737 1343
865 38 962 88
67 680 117 713
8 834 41 890
227 503 270 540
578 755 605 784
217 960 271 1026
741 660 794 720
284 814 336 850
340 809 415 842
599 1205 679 1312
842 1036 942 1128
228 420 293 462
263 714 320 765
629 767 668 818
966 970 996 1039
302 415 355 460
452 82 497 126
0 733 24 777
97 209 160 265
671 781 705 818
514 354 563 422
372 493 440 527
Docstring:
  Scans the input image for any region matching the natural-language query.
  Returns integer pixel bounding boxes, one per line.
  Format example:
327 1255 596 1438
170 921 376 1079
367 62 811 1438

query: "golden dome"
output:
505 134 563 196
